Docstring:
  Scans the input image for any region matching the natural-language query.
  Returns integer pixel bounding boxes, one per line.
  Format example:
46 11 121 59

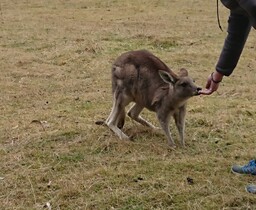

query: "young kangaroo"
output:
106 50 201 147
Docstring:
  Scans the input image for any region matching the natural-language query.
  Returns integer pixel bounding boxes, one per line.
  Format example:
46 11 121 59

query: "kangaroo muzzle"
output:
195 87 202 95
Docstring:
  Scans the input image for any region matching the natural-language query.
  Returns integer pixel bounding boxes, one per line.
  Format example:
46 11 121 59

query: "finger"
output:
198 89 213 95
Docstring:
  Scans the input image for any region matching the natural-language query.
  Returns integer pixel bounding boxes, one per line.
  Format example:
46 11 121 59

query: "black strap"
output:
217 0 223 31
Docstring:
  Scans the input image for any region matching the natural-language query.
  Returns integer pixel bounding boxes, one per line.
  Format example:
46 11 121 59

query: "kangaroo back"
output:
111 50 178 110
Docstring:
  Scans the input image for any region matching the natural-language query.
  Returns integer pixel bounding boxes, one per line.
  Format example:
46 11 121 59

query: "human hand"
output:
199 71 223 95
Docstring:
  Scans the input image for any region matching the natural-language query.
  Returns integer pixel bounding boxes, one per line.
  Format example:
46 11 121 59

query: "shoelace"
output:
247 160 256 166
242 160 256 173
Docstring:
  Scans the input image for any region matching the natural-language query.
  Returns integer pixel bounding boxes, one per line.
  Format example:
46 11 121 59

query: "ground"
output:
0 0 256 209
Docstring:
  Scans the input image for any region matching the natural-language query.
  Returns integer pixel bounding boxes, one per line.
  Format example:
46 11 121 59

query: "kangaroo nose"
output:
196 87 202 95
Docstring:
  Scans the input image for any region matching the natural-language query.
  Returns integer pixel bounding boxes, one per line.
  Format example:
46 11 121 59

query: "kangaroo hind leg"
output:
106 90 130 139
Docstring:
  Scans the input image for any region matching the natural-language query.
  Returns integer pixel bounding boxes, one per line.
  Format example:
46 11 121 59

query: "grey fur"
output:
106 50 201 147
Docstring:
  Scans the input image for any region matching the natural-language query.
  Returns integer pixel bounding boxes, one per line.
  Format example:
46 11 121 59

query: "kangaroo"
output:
105 50 201 147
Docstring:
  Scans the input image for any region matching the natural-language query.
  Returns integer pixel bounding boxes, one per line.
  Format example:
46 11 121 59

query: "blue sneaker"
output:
231 160 256 175
246 184 256 194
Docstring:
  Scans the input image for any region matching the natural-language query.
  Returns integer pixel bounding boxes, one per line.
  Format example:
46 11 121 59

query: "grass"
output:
1 0 256 209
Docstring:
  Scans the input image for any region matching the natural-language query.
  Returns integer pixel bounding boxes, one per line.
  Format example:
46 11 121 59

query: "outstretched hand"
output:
199 72 223 95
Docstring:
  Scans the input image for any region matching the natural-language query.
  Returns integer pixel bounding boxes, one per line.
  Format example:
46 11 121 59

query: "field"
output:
1 0 256 209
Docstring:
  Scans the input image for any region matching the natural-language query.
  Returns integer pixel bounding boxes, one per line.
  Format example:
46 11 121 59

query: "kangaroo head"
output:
159 68 201 99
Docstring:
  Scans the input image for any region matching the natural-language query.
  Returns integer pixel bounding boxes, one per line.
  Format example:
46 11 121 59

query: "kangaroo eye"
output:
180 82 187 87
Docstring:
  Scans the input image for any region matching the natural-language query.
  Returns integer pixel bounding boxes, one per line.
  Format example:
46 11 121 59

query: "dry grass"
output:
1 0 256 209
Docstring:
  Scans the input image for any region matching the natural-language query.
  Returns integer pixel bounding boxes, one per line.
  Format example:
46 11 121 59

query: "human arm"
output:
200 12 251 95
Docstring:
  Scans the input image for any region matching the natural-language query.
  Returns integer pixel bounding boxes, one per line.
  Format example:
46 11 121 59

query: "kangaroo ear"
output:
159 70 178 84
178 68 188 77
